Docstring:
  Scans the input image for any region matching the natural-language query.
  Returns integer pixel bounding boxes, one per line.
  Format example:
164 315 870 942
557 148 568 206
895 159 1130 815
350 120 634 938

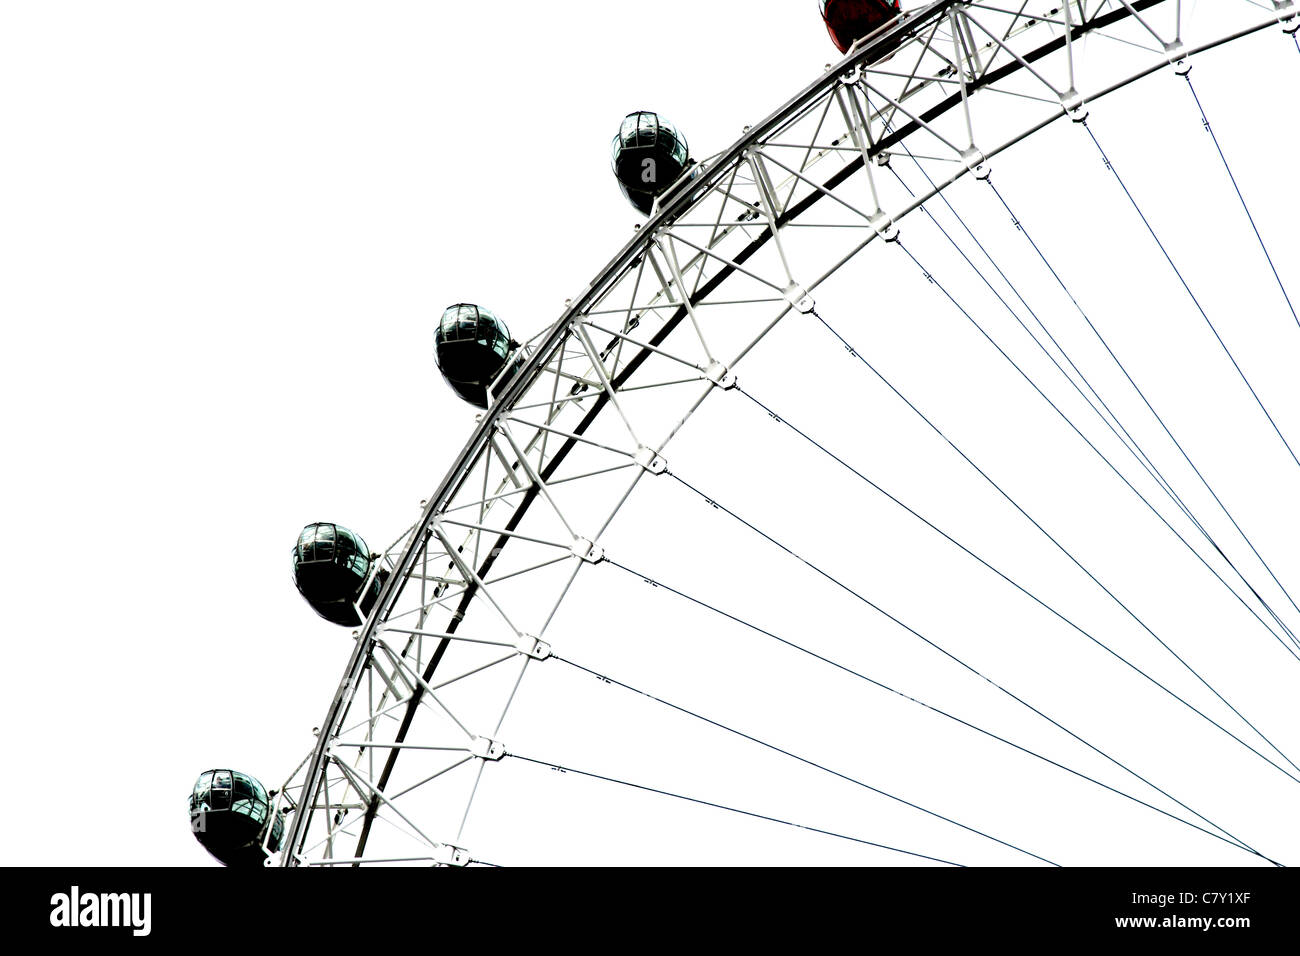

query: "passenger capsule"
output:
821 0 902 55
435 303 524 408
610 111 692 215
292 522 387 627
189 769 284 867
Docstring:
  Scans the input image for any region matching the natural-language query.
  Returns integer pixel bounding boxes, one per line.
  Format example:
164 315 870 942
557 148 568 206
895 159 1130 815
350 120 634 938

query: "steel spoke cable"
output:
983 175 1300 651
874 121 1197 525
1080 119 1300 473
733 383 1300 780
549 655 1059 866
1181 73 1299 331
1170 70 1300 623
894 143 1298 642
605 557 1273 862
507 753 966 867
890 235 1300 666
810 284 1300 659
890 156 1300 650
891 163 1184 514
815 291 1297 656
663 469 1300 793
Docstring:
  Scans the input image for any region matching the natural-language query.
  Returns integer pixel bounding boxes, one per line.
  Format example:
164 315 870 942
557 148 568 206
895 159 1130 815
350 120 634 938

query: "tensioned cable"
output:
816 262 1296 656
604 557 1272 862
1080 119 1300 472
506 753 966 866
549 656 1058 866
1171 71 1300 624
888 233 1300 666
982 175 1300 651
1181 73 1298 331
886 156 1300 651
808 306 1300 719
874 118 1196 522
663 469 1300 791
808 268 1300 659
884 136 1300 649
734 383 1300 780
889 161 1183 513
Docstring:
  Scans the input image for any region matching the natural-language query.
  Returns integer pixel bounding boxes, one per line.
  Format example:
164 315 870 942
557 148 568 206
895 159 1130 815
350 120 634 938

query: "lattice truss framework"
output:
269 0 1298 866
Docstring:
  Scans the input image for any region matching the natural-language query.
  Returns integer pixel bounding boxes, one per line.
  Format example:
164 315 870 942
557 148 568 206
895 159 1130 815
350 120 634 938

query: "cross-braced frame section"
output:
271 0 1294 866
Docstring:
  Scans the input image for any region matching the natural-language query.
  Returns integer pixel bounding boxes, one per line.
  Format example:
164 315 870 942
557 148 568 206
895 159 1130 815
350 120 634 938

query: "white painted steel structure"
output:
268 0 1300 866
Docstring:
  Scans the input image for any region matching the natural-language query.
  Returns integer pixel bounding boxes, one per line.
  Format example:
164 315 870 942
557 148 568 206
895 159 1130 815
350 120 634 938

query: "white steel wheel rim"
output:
274 0 1300 867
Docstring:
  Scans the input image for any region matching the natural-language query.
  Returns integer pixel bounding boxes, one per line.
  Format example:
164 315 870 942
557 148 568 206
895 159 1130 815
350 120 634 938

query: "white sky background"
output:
2 1 1299 867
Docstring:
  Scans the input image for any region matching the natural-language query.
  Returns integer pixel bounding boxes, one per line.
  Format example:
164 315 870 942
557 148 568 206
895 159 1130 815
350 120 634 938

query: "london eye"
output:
190 0 1300 868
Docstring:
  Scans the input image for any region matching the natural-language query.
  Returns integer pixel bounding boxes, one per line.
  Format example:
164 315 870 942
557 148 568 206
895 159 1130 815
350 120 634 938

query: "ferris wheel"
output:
189 0 1300 867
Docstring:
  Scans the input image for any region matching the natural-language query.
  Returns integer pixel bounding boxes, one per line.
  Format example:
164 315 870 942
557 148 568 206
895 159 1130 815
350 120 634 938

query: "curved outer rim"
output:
279 0 1289 865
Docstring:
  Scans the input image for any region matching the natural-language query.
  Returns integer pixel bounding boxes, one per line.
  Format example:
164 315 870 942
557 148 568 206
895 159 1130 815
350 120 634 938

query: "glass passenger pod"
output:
189 769 284 867
434 303 523 409
820 0 903 56
292 522 388 627
610 111 692 216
